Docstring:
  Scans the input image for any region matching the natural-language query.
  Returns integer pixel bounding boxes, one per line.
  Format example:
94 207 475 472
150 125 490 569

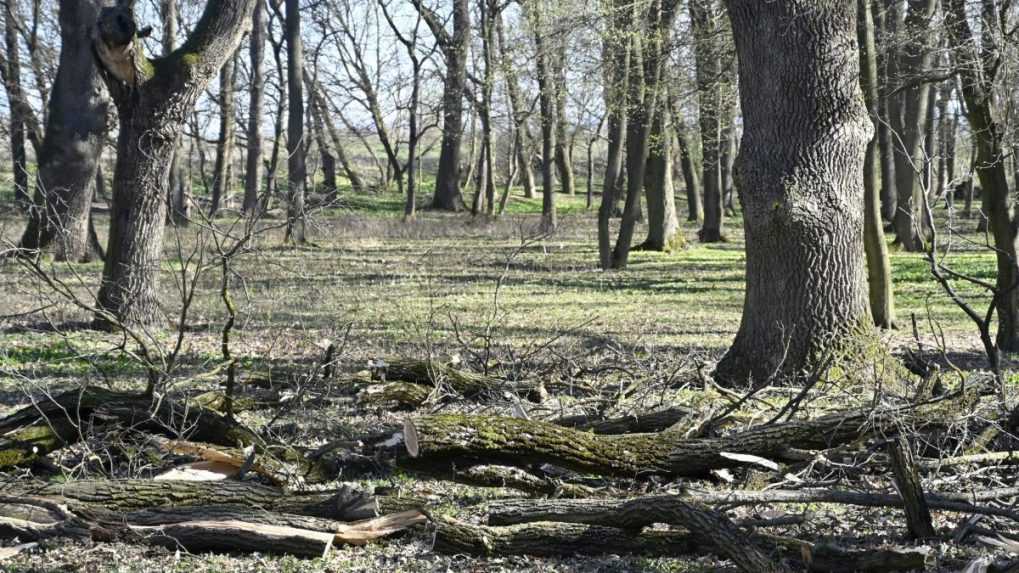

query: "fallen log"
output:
0 387 260 467
403 408 885 478
552 406 694 435
431 515 696 557
487 487 1019 527
0 494 425 557
357 382 431 410
762 534 931 572
448 464 601 498
8 479 420 520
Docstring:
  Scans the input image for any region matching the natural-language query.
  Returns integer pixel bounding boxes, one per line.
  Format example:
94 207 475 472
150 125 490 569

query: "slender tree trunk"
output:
309 82 365 195
672 99 702 222
162 0 190 225
890 0 937 251
691 0 724 242
719 93 737 215
874 0 897 222
495 13 536 201
310 101 336 201
552 41 574 196
93 0 256 327
285 0 306 243
945 0 1019 351
17 0 108 262
597 0 630 269
716 0 873 385
858 0 895 329
641 95 682 252
210 51 238 217
3 0 29 207
531 4 556 232
243 0 265 214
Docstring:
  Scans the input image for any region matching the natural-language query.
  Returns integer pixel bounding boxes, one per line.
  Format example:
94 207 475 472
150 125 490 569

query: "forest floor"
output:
0 191 1016 572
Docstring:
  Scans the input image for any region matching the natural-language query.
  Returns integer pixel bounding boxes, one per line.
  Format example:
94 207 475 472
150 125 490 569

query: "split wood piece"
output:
487 487 1019 527
403 408 891 478
552 406 694 434
157 438 291 486
357 382 431 410
762 534 931 572
431 515 697 557
887 436 936 539
6 479 419 521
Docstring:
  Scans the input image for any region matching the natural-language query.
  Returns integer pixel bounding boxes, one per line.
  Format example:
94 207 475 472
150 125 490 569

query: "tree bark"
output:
530 3 557 232
714 0 873 385
673 98 703 222
875 0 899 222
552 41 574 196
859 0 895 329
17 0 108 262
243 0 265 214
93 0 255 328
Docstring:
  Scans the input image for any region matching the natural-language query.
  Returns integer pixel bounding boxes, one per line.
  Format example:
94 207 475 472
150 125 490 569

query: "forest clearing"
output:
1 0 1019 571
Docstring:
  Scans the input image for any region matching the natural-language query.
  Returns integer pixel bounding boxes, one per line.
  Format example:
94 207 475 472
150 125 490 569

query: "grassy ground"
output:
0 189 1014 571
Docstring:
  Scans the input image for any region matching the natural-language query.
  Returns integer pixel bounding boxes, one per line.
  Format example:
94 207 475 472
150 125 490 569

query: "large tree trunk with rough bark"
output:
714 0 873 385
93 0 256 328
3 0 30 207
17 0 107 262
859 0 895 329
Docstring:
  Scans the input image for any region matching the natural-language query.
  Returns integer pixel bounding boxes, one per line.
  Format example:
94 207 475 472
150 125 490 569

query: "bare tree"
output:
284 0 306 243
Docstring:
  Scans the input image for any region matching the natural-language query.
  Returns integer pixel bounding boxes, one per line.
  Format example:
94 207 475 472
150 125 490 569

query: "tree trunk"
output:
17 0 107 262
944 0 1019 352
531 4 557 232
309 82 364 195
422 0 468 211
552 42 574 196
714 0 873 384
210 51 238 217
690 0 725 242
285 0 306 243
874 0 897 222
243 0 265 214
596 0 630 268
93 0 256 328
673 99 703 222
3 0 29 207
891 0 937 252
161 0 190 226
640 96 682 252
859 0 895 329
494 12 534 201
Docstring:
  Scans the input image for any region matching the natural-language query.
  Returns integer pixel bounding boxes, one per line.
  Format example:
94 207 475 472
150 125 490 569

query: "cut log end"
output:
404 419 420 458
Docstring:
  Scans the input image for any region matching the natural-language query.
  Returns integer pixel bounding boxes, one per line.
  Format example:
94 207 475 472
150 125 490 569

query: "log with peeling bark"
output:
403 408 896 478
487 487 1019 527
431 515 697 557
0 494 425 557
